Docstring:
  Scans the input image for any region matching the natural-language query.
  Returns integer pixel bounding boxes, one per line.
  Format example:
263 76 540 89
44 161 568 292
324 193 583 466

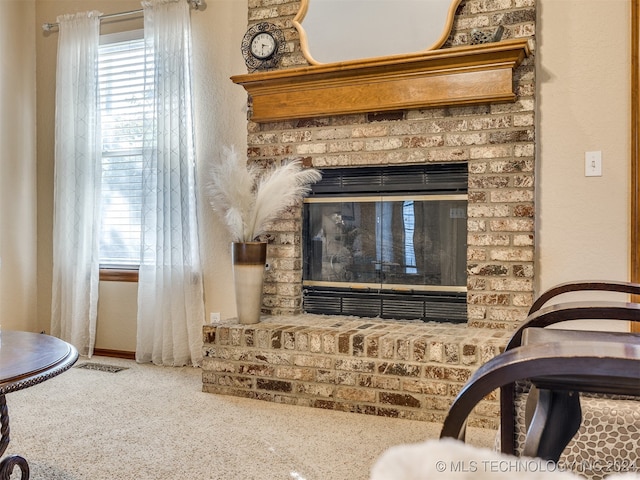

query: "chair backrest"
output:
528 280 640 315
500 281 640 459
440 280 640 475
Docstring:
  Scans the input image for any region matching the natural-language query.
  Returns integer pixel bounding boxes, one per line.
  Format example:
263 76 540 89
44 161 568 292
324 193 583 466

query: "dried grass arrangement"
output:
205 146 322 242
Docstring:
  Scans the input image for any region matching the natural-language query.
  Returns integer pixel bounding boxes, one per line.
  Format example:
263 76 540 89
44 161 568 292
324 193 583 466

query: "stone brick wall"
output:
245 0 536 328
202 0 537 426
202 315 509 428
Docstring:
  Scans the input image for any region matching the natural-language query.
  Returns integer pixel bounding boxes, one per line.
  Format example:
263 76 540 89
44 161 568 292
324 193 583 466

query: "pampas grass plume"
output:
205 146 321 242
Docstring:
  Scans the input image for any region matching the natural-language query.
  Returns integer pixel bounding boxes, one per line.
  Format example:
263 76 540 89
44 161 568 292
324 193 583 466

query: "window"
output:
402 201 417 274
97 31 147 269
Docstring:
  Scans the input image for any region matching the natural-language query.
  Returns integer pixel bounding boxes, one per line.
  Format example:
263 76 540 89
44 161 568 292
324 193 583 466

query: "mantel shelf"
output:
231 38 531 123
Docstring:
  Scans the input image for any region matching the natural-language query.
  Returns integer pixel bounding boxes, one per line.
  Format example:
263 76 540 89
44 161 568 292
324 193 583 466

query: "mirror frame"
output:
293 0 462 65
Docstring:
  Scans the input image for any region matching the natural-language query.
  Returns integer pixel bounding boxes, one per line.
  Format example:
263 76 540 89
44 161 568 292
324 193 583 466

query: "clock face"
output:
241 23 285 72
250 32 276 59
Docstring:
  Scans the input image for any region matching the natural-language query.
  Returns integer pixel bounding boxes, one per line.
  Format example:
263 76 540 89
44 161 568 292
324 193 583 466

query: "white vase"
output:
231 242 267 325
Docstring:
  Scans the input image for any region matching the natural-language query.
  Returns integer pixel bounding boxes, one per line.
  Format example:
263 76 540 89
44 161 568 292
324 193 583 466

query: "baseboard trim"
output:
93 348 136 360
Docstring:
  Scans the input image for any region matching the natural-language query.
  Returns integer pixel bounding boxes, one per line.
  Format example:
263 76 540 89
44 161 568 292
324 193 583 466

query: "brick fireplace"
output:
202 0 536 428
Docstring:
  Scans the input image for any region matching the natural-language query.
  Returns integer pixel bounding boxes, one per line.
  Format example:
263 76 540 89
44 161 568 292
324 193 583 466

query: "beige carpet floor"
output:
5 356 495 479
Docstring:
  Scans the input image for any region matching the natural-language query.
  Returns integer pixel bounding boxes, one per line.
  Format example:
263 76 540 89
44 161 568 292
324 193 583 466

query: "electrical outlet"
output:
210 312 221 324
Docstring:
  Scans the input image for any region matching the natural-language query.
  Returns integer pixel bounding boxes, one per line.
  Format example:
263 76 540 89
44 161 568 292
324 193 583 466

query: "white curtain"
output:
51 11 102 357
136 0 205 366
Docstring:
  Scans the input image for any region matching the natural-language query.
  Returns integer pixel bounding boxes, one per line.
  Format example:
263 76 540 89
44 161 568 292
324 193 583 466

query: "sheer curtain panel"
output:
136 0 205 366
51 11 102 357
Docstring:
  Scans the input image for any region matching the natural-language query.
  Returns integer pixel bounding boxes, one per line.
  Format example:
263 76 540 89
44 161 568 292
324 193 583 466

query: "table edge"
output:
0 343 79 395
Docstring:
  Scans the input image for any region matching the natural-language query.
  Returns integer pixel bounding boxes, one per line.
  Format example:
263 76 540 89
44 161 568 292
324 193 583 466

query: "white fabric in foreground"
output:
371 438 640 480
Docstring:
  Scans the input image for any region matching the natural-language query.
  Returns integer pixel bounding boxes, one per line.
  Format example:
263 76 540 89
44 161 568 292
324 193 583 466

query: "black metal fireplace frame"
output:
302 162 469 323
308 163 468 196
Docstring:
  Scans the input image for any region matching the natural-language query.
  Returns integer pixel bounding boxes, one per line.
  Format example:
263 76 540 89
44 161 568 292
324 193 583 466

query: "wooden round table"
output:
0 330 78 479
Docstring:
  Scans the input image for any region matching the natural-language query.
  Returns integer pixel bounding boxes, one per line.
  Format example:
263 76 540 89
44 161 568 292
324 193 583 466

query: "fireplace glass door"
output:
302 163 468 322
304 195 467 289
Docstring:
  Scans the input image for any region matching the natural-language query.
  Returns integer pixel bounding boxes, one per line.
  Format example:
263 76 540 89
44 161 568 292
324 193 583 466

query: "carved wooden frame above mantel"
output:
231 38 531 123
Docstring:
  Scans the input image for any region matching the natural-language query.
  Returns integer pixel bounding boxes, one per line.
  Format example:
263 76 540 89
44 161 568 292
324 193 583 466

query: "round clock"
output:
241 22 285 72
251 32 276 59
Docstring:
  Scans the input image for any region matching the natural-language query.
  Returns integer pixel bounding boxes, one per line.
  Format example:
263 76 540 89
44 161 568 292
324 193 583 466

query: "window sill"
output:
99 268 139 282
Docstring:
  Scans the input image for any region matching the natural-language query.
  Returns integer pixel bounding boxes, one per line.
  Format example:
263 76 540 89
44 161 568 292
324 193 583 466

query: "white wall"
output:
0 0 38 332
192 0 249 323
536 0 631 306
96 282 138 352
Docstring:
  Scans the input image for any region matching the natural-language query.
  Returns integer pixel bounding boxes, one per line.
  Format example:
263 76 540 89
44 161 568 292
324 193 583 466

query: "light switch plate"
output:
585 151 602 177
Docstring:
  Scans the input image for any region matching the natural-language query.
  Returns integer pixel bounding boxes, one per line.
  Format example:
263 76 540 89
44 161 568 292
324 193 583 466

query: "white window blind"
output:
98 31 148 268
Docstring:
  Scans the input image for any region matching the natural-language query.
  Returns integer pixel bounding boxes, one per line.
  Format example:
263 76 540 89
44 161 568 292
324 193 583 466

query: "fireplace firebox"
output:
302 163 468 323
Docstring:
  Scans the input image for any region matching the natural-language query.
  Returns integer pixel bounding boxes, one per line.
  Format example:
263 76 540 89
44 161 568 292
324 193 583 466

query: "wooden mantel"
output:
231 38 531 123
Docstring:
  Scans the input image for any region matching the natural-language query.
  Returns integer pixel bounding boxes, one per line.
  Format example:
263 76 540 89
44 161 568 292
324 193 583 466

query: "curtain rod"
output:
42 0 204 32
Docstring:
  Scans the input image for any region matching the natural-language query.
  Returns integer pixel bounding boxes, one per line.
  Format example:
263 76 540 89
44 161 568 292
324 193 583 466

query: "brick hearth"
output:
202 315 510 428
